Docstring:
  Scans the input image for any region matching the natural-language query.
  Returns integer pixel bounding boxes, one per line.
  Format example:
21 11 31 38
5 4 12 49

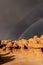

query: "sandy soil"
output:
0 49 43 65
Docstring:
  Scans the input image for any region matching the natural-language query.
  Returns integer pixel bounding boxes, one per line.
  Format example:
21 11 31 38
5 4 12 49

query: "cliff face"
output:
0 35 43 54
0 35 43 65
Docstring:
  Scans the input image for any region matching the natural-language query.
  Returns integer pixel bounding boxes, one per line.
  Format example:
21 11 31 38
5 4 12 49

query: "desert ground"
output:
0 49 43 65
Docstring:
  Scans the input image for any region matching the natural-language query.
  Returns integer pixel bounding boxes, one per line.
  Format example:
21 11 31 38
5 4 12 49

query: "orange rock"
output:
13 40 19 48
18 39 28 48
6 41 12 48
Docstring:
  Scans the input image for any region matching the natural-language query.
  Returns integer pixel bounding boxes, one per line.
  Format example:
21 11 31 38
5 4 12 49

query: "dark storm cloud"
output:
19 19 43 39
0 0 43 40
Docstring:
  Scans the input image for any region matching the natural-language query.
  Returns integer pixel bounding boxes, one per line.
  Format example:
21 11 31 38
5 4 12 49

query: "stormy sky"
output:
0 0 43 40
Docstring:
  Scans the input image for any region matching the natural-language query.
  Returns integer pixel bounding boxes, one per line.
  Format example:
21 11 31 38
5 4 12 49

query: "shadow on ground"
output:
0 53 16 65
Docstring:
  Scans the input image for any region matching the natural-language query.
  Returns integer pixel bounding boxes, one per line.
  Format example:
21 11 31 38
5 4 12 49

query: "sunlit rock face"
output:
1 35 43 65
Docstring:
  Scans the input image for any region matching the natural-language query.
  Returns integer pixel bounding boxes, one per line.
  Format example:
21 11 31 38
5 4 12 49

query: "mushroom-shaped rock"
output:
40 35 43 40
1 40 11 45
28 38 43 48
18 39 28 49
6 41 12 48
13 40 19 49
